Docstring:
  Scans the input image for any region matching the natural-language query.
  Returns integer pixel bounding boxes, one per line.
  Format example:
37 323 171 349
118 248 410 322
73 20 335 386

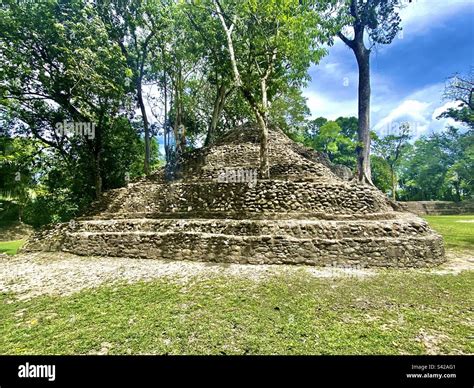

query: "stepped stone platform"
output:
22 125 445 267
399 200 474 216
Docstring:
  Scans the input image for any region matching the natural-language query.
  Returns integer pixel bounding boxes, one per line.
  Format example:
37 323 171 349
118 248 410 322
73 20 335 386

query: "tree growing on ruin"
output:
211 0 335 178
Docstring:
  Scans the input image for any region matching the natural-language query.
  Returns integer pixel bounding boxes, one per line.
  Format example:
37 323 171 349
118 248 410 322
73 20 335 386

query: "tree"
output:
0 135 41 222
268 85 311 136
371 155 392 194
438 69 474 129
335 116 358 139
373 122 411 200
337 0 402 184
299 116 358 169
334 116 358 168
435 127 473 201
396 128 473 202
212 0 334 178
312 120 357 166
0 0 129 197
179 2 236 147
96 0 170 175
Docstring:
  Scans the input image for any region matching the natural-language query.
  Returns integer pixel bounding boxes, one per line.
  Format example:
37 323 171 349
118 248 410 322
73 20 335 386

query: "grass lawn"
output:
424 215 474 251
0 239 24 255
0 215 472 355
1 272 473 355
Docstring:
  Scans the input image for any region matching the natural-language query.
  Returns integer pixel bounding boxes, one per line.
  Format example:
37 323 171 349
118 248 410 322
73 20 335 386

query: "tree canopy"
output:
0 0 471 227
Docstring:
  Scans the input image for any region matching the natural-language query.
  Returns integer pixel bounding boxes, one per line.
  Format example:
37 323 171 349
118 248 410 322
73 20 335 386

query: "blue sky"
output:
303 0 474 138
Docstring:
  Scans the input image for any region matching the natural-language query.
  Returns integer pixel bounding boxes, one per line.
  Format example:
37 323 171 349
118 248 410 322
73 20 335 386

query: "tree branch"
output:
337 32 354 49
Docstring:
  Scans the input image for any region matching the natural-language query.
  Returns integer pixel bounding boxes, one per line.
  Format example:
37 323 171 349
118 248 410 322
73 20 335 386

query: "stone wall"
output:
25 214 444 268
399 200 474 216
84 180 394 217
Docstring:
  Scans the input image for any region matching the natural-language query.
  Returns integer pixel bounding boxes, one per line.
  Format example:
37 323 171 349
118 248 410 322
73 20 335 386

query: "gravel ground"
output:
0 251 472 300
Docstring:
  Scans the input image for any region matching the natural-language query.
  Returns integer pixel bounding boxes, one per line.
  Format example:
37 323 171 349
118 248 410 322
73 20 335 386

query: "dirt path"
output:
0 251 472 300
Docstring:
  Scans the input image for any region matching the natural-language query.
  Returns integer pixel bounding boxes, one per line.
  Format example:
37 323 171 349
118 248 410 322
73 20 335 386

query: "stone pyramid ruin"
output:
23 125 445 267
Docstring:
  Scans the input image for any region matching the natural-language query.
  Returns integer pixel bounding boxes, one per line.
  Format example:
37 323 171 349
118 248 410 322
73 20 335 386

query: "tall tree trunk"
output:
94 152 102 199
137 84 150 175
173 71 181 153
163 72 169 161
391 168 396 201
255 108 270 179
215 2 270 178
338 7 373 186
259 78 270 179
355 45 372 184
205 83 226 146
94 124 103 199
161 45 170 163
173 82 179 152
173 68 186 153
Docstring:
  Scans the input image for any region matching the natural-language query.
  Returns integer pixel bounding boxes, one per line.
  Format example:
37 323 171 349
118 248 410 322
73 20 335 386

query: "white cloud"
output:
323 62 340 74
373 99 432 137
302 90 357 120
398 0 473 38
372 83 462 138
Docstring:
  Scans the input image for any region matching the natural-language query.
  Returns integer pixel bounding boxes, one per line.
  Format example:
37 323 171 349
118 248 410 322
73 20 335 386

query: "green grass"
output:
0 239 24 255
424 215 474 251
1 271 472 355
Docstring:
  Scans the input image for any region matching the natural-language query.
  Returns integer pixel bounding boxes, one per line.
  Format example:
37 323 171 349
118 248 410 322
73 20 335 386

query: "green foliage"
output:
211 0 337 115
0 136 44 220
301 116 357 168
335 116 358 139
372 122 411 199
398 128 473 201
371 155 392 194
1 121 147 227
337 0 403 46
0 0 472 228
373 123 411 169
0 1 151 225
314 121 344 156
23 190 83 228
396 69 474 201
102 118 152 190
0 200 20 223
270 86 311 135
